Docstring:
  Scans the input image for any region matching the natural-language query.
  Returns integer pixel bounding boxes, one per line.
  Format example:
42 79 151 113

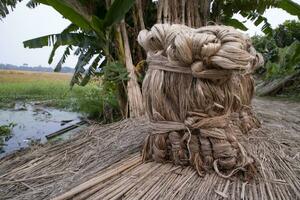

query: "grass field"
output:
0 70 118 119
0 70 73 100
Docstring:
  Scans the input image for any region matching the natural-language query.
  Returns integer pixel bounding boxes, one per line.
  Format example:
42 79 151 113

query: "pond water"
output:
0 102 83 157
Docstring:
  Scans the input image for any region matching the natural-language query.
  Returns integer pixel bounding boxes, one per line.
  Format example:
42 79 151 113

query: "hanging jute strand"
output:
138 24 264 177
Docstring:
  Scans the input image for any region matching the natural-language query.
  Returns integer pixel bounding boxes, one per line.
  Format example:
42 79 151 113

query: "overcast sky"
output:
0 0 299 68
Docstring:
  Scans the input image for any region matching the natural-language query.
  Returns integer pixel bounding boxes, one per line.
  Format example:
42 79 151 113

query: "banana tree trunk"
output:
120 20 144 117
156 0 210 27
136 0 145 29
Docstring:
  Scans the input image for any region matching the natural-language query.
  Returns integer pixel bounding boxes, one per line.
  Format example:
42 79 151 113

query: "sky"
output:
0 0 299 68
0 1 78 68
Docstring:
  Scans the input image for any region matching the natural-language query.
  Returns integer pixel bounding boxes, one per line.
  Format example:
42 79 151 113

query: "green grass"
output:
0 70 120 120
1 81 71 100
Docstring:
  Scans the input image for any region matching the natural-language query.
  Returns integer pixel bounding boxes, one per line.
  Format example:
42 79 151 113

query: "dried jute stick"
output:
52 155 141 200
0 172 70 185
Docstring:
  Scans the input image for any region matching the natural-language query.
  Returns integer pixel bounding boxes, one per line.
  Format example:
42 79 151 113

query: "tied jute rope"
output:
138 24 263 178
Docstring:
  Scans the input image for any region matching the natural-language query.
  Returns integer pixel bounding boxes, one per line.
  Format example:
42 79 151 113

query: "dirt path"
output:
0 98 299 200
253 98 300 157
254 98 300 129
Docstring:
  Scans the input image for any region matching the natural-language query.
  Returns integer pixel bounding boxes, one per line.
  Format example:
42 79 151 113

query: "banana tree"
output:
23 0 143 118
23 23 102 85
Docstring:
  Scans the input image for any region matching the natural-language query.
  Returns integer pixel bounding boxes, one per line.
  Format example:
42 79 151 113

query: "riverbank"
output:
0 101 85 157
0 70 108 119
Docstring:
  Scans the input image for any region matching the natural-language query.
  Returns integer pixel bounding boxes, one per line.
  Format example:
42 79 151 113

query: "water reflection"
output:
0 102 82 157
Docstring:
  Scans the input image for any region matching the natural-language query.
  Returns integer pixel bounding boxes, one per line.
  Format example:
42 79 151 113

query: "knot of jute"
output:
139 24 263 178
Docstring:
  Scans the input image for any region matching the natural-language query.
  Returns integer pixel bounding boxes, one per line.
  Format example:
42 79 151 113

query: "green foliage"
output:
103 0 135 28
0 123 15 152
22 0 135 89
252 20 300 79
23 23 99 74
0 80 117 121
55 45 73 72
283 20 300 40
102 62 129 84
223 18 247 31
245 13 272 35
0 123 15 136
216 0 271 33
252 35 278 63
23 27 104 86
80 55 102 86
36 0 92 30
0 81 72 101
74 83 121 122
62 0 134 87
216 0 300 34
23 33 94 49
26 0 39 8
274 20 300 47
265 41 300 79
277 0 300 18
0 71 120 121
0 0 23 18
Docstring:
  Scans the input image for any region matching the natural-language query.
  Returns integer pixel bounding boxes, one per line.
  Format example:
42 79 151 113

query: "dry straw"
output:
138 24 264 177
1 100 300 199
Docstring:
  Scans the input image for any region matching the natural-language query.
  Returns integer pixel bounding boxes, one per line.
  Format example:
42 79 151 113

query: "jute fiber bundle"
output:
138 24 264 177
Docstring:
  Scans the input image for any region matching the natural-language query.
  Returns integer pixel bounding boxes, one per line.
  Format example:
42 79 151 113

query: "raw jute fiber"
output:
138 24 264 177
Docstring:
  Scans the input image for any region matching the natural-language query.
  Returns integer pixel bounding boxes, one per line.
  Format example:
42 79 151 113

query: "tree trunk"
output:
136 0 145 29
156 0 209 26
120 20 144 117
256 70 300 96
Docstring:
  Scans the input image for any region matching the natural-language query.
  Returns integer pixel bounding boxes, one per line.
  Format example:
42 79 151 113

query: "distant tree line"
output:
0 63 74 73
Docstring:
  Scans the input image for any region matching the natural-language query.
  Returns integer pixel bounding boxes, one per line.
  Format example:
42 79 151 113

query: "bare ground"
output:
0 97 299 200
